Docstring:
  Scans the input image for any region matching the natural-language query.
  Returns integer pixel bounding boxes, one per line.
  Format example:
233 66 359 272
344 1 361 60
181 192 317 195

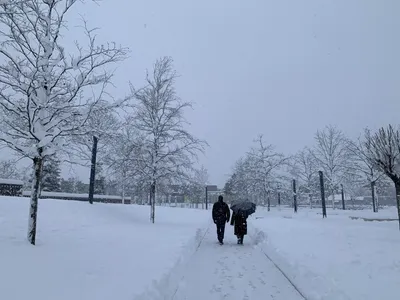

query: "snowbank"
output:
249 207 400 300
0 196 209 300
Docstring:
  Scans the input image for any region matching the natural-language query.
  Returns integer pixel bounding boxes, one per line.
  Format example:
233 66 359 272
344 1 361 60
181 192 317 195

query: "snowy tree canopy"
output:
225 135 288 206
0 0 128 245
41 156 62 192
0 159 20 179
69 104 122 166
363 125 400 228
129 56 207 222
364 125 400 183
288 148 320 205
0 0 128 161
312 125 351 208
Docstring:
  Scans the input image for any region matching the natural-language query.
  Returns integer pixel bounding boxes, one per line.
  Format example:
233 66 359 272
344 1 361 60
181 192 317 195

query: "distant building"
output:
167 185 185 203
0 178 23 196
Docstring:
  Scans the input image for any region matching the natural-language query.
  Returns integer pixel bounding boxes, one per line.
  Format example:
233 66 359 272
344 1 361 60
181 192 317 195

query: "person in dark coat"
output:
212 195 230 244
230 210 248 244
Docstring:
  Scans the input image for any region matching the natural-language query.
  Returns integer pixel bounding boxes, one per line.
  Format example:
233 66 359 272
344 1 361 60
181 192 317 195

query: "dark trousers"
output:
237 235 244 244
216 222 226 241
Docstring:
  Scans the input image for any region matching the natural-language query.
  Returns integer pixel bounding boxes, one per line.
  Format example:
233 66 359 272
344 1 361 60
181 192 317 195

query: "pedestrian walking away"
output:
230 211 248 244
212 195 230 245
230 200 255 245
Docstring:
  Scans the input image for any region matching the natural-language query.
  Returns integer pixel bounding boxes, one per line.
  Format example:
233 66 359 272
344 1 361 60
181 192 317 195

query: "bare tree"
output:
247 135 288 210
313 125 350 209
192 165 209 206
103 119 145 203
225 136 288 208
130 57 207 223
290 147 319 208
182 165 209 208
0 1 127 244
225 158 251 202
364 125 400 229
347 136 385 212
0 159 20 179
69 105 121 166
341 170 364 209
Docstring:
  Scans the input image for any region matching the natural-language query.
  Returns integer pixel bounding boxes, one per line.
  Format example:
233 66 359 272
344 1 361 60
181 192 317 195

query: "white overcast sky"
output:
2 0 400 187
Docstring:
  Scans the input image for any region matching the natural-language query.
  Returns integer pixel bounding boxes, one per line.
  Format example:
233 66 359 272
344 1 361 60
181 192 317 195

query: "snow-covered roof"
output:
0 178 23 185
22 190 131 200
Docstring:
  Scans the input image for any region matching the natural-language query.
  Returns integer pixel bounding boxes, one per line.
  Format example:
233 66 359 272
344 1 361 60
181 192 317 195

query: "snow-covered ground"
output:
171 225 304 300
2 196 399 300
250 207 400 300
0 196 209 300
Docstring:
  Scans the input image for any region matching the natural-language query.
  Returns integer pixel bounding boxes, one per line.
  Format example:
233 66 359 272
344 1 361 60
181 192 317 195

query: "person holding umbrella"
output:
212 195 230 245
230 200 256 244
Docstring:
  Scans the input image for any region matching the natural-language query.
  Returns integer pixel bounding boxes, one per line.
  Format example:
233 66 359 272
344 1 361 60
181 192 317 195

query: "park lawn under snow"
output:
250 206 400 300
0 196 209 300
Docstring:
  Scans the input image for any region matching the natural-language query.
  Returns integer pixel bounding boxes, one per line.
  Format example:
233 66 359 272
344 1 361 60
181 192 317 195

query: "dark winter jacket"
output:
212 200 230 224
230 212 248 236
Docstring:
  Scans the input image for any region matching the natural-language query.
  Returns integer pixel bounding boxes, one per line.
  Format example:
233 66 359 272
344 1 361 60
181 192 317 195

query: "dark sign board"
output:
206 185 218 191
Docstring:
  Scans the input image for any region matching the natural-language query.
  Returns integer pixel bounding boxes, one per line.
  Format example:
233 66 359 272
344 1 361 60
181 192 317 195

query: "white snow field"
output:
0 196 210 300
251 207 400 300
2 196 400 300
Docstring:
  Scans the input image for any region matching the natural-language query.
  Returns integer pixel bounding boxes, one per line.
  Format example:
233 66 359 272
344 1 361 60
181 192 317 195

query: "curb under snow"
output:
133 224 210 300
248 223 352 300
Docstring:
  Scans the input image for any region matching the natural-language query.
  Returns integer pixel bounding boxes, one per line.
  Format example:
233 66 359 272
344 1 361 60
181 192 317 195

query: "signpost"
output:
205 185 218 210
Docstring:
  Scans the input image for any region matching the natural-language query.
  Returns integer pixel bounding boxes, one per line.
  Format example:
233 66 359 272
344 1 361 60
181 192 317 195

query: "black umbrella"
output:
230 201 256 217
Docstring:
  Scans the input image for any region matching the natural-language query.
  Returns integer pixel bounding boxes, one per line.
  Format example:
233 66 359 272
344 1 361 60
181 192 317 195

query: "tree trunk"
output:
28 155 44 245
395 181 400 231
375 184 379 212
309 193 313 209
150 180 156 223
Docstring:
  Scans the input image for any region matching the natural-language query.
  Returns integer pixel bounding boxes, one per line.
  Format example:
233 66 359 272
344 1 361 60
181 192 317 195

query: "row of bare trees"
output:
0 1 206 244
225 125 400 228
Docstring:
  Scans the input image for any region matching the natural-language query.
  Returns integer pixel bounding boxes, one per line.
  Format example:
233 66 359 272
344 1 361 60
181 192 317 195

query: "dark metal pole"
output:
278 192 281 206
319 171 327 218
88 136 98 205
341 183 345 210
293 179 297 213
205 186 208 210
371 181 376 213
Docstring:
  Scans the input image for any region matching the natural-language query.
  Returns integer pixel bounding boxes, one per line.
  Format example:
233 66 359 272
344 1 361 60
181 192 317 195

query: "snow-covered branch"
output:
0 0 128 245
129 56 207 222
0 0 128 160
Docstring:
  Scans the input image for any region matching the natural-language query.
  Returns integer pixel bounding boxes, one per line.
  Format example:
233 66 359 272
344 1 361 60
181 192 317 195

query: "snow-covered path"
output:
172 224 305 300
